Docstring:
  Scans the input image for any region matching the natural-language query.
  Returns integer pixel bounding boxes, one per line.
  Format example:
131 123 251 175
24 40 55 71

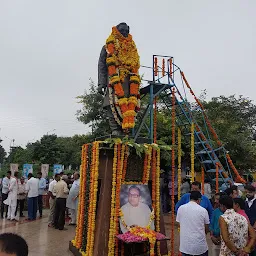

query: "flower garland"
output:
216 163 219 193
171 87 176 256
73 144 88 248
85 142 100 256
181 71 246 184
152 148 157 210
201 166 205 195
108 144 118 256
106 26 141 130
142 145 152 184
178 128 182 200
121 144 129 182
115 143 123 256
226 154 246 183
154 57 158 76
81 143 92 252
156 148 161 256
191 122 195 182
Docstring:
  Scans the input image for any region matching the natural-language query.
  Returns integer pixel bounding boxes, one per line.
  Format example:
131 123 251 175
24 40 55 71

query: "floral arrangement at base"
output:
116 227 167 243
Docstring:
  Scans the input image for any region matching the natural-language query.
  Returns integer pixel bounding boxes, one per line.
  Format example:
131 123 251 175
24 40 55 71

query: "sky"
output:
0 0 255 152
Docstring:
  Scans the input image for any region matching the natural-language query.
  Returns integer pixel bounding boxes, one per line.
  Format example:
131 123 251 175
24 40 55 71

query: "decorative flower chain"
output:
85 142 100 256
73 144 88 248
108 144 118 256
178 129 182 200
156 148 161 256
191 122 195 182
105 26 141 130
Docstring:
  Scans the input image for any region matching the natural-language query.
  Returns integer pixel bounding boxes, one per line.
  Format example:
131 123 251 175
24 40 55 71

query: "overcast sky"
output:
0 0 255 151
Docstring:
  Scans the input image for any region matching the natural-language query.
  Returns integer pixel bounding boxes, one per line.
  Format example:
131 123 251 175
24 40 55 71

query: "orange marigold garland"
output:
73 144 88 248
201 166 205 195
106 26 140 130
154 57 158 76
162 59 165 77
226 154 246 183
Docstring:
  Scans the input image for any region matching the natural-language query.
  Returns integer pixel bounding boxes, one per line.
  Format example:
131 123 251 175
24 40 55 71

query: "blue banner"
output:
23 164 33 178
53 164 63 175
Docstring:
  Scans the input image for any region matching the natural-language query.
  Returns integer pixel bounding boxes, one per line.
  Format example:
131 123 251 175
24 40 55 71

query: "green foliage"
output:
0 139 6 164
202 95 256 169
76 79 110 138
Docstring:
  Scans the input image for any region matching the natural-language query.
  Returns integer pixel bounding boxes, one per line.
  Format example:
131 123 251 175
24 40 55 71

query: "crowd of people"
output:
176 181 256 256
0 170 80 231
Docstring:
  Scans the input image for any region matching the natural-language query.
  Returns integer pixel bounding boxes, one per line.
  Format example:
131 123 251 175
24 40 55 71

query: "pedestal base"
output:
69 242 81 256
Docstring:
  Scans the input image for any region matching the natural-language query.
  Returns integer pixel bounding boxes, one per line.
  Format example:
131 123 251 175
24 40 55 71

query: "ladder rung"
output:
196 150 213 155
202 160 217 164
207 169 224 173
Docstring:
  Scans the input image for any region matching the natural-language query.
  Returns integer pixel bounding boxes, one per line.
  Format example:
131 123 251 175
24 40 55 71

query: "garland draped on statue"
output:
105 27 141 130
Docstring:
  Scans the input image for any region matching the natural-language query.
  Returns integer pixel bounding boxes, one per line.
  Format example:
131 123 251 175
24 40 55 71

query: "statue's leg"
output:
105 106 123 136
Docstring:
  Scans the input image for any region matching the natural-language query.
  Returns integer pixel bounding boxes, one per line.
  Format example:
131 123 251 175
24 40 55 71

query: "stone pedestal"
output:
69 147 168 256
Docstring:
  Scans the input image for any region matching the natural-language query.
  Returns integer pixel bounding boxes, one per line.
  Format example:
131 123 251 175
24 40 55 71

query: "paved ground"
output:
0 210 213 256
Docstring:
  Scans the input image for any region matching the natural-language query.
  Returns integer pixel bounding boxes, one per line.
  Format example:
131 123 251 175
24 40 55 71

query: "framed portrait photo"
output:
119 184 154 233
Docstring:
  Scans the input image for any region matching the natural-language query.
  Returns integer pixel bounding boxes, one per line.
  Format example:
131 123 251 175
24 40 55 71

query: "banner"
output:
23 164 33 179
53 164 63 175
41 164 49 178
10 163 19 176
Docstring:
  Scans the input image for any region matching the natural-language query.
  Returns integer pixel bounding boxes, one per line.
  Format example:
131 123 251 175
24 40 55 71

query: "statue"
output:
98 23 141 136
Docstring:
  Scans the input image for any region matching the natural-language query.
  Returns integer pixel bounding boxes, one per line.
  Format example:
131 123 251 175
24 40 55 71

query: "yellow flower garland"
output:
108 143 118 256
145 146 152 184
156 148 161 256
85 142 100 255
191 123 195 182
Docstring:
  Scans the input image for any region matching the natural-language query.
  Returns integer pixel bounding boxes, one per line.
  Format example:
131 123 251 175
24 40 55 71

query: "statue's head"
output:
116 22 130 38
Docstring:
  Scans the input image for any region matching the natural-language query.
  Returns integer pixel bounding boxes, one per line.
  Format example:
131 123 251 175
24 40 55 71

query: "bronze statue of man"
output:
98 23 140 136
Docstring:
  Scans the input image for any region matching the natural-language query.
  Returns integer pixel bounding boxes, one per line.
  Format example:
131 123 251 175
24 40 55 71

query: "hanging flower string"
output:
72 144 88 248
171 87 176 256
156 147 161 256
181 71 245 183
154 57 158 76
201 166 205 195
115 143 123 256
178 128 182 200
108 144 118 256
191 122 195 182
85 142 100 256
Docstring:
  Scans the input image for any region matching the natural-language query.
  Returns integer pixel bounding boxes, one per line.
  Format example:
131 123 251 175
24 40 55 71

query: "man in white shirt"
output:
37 171 46 218
48 174 57 227
66 172 80 225
1 171 11 218
4 171 19 221
26 173 39 220
176 191 210 256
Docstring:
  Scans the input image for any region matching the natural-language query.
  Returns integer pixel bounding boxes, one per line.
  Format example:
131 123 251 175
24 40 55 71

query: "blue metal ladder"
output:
135 55 235 186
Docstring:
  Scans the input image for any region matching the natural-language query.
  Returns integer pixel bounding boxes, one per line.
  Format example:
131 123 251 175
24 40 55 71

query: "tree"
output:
76 79 110 138
0 139 6 164
202 95 256 169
